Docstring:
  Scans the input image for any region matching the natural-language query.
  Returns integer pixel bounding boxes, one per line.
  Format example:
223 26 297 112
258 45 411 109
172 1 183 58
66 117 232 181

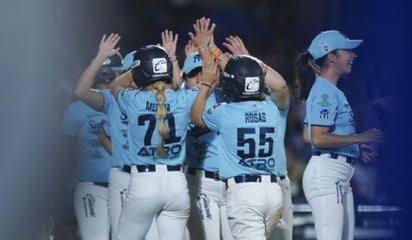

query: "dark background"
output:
0 0 409 238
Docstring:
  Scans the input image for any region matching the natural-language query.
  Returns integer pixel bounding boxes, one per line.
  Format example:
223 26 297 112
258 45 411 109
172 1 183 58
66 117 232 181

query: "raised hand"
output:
188 17 216 49
222 35 250 57
98 33 121 59
161 29 178 58
201 54 219 89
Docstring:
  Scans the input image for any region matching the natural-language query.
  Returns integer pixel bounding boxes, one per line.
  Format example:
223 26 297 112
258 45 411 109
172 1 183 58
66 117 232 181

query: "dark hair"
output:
293 51 328 101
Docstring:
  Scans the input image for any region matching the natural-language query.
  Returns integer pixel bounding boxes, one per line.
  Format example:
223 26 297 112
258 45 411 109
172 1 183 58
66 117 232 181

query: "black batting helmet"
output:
94 66 116 86
129 45 173 87
102 52 124 71
221 55 265 100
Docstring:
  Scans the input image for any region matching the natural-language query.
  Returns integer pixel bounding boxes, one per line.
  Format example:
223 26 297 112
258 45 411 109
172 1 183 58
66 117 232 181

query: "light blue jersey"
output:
264 92 289 176
202 99 285 180
305 76 360 158
185 89 227 171
62 100 112 182
99 89 132 168
117 88 198 166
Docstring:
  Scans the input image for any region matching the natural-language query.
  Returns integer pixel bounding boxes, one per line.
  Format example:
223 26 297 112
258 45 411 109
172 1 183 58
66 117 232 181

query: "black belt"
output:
187 167 221 180
79 181 109 188
93 182 109 188
313 152 356 166
122 165 132 173
123 164 182 173
233 174 278 183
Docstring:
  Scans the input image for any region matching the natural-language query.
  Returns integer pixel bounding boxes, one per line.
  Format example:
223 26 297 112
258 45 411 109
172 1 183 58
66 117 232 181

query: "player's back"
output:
118 88 197 166
203 99 282 179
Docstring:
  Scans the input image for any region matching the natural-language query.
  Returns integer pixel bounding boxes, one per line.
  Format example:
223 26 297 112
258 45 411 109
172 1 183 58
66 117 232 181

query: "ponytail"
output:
153 81 168 157
293 51 319 101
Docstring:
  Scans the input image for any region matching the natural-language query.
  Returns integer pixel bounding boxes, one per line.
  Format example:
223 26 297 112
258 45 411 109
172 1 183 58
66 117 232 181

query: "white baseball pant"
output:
73 181 110 240
186 168 234 240
269 176 293 240
226 175 283 240
116 165 190 240
302 154 355 240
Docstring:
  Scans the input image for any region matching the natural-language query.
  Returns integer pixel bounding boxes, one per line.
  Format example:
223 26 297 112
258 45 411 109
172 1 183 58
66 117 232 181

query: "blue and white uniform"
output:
116 87 198 240
202 98 284 239
302 76 357 240
185 88 234 240
99 89 132 239
265 92 293 240
62 100 111 240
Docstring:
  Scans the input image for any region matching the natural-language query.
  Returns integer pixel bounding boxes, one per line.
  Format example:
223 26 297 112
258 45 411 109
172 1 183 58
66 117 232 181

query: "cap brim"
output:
345 39 363 49
111 66 126 71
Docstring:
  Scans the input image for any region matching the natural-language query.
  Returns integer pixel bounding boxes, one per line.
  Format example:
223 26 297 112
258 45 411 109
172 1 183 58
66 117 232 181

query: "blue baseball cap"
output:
182 52 202 76
308 30 363 60
110 50 136 72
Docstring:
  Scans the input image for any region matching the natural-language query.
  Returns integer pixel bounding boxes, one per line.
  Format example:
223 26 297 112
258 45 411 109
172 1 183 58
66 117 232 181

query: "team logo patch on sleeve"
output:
316 94 332 107
207 103 225 114
319 108 329 119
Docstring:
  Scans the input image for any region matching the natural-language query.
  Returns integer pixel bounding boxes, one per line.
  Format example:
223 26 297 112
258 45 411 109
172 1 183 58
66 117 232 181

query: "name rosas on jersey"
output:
244 112 266 123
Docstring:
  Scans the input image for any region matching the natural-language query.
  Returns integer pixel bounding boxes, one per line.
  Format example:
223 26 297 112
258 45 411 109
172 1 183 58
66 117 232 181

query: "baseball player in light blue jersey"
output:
111 44 198 240
293 30 384 240
62 81 112 240
191 53 290 239
264 90 293 240
74 33 168 239
217 32 294 240
182 51 234 240
73 33 137 239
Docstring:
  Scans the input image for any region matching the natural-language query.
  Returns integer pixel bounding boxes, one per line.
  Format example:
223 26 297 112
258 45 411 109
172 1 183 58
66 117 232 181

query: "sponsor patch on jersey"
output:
318 108 329 119
316 94 332 107
152 58 168 73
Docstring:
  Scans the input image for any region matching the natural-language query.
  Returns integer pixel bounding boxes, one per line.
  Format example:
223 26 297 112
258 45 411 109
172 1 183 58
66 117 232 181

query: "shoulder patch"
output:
316 93 332 107
318 108 329 119
207 102 226 114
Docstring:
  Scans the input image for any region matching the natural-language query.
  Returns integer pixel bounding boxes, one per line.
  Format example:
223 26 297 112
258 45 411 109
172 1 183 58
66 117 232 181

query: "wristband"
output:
211 48 223 62
169 56 178 62
210 48 221 58
198 46 208 51
201 83 212 88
